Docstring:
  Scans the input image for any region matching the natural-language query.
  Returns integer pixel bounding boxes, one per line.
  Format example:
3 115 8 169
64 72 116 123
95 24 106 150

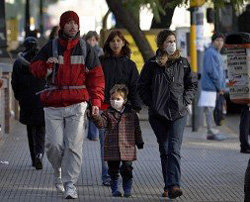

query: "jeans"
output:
107 161 133 180
149 115 187 190
99 128 110 182
240 105 250 150
87 120 99 140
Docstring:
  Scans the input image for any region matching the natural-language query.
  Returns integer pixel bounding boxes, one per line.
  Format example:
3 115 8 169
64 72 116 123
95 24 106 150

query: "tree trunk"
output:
25 0 30 37
151 0 176 29
106 0 154 62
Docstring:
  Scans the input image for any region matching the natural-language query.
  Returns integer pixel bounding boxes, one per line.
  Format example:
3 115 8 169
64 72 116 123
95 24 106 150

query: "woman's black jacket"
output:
100 55 141 111
11 52 45 125
138 56 198 121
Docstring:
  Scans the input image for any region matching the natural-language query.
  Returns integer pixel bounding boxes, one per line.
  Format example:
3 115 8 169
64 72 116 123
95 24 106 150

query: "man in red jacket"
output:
30 11 105 199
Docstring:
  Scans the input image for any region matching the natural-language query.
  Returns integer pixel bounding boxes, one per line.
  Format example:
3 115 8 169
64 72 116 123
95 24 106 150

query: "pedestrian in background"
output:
239 105 250 153
98 30 141 186
92 84 143 197
198 33 226 141
85 31 104 57
30 11 105 199
84 31 104 141
49 26 59 40
138 29 197 199
11 36 46 170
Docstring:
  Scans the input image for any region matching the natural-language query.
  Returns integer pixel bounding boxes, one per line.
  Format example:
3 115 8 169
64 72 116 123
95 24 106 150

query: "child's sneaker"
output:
112 191 122 197
111 179 122 197
124 193 132 198
123 178 132 198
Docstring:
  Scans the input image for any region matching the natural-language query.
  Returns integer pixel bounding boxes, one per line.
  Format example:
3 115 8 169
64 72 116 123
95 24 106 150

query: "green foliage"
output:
123 0 166 22
123 0 248 21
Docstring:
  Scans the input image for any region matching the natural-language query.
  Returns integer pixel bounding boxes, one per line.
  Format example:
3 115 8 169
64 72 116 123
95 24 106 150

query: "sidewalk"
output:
0 110 248 201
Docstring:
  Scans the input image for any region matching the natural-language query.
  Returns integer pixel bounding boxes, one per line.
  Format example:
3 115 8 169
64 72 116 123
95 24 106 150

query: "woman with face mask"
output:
138 30 198 199
98 30 141 186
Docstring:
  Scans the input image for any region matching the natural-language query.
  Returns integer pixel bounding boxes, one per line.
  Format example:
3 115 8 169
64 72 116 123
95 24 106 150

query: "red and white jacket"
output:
30 32 105 108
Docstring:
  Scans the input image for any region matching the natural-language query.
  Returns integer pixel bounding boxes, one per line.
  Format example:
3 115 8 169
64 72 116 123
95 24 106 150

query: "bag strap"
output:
51 39 59 84
79 38 89 71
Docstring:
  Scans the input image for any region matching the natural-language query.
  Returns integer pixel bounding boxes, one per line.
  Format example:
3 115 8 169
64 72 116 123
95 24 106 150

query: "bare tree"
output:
106 0 155 61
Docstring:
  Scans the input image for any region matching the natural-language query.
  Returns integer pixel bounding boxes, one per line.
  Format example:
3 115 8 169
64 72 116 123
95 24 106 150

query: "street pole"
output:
190 0 205 132
0 0 9 57
25 0 30 38
39 0 44 37
190 7 199 132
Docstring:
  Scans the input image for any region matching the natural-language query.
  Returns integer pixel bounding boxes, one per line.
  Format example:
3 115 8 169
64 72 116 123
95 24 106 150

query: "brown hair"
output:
103 30 131 58
85 31 99 41
110 84 129 99
156 29 176 49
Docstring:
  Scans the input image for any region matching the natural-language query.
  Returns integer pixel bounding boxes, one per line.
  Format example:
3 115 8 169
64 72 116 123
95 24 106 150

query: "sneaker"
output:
112 191 122 197
124 193 132 198
35 153 43 170
64 185 78 199
55 178 65 193
207 128 219 135
102 178 111 186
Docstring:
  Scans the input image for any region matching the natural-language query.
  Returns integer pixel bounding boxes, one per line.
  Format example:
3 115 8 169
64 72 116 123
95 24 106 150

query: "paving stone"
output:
0 116 248 201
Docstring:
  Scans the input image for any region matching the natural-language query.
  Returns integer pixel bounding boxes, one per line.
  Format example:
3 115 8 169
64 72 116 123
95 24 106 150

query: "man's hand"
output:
92 106 99 116
46 57 58 64
219 90 224 95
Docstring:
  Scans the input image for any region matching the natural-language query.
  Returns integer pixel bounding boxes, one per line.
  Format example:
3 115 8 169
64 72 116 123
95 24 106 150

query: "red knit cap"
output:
59 11 79 29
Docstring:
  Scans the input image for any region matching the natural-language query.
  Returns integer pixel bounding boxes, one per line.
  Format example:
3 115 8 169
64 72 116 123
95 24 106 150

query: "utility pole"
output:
190 0 205 131
0 0 8 57
25 0 30 38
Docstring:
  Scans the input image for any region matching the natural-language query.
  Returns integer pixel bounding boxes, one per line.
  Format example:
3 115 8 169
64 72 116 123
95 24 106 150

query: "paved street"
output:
0 110 249 201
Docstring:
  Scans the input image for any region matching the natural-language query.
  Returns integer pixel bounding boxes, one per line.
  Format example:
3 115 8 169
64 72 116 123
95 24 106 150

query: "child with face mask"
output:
91 84 144 198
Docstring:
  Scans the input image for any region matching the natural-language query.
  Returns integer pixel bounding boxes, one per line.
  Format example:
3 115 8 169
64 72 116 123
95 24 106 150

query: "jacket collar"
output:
58 29 80 50
17 52 30 66
108 105 132 114
155 49 181 67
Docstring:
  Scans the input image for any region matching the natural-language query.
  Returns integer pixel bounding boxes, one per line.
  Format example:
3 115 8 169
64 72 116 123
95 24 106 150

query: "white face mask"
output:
165 42 176 55
110 99 124 111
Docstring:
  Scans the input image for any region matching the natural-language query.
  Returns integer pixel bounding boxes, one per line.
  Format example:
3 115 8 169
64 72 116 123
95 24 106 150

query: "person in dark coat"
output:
240 105 250 153
245 158 250 201
92 84 143 197
138 30 198 199
11 36 46 170
238 4 250 33
84 31 104 141
98 30 141 186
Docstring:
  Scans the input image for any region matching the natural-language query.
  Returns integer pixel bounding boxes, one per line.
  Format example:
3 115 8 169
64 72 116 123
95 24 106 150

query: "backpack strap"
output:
79 38 89 72
52 38 58 58
51 39 59 84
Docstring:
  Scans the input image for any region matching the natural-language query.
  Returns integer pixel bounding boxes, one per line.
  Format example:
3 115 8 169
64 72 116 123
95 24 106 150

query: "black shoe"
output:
124 193 132 198
35 153 43 170
112 191 122 197
240 148 250 154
